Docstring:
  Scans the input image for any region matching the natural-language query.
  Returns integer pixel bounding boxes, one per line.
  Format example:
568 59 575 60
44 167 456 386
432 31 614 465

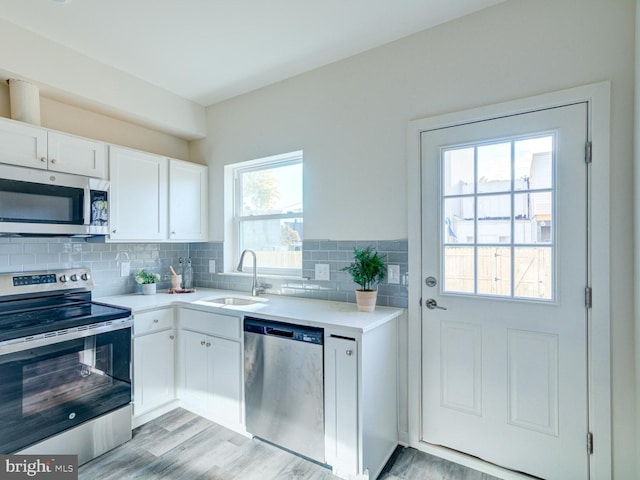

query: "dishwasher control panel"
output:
243 316 323 345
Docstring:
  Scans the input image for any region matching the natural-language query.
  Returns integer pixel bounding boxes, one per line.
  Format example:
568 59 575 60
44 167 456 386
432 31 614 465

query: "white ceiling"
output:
0 0 504 107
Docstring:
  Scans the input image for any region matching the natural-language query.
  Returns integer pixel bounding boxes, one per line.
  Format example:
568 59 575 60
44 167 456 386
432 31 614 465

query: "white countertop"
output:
97 288 404 334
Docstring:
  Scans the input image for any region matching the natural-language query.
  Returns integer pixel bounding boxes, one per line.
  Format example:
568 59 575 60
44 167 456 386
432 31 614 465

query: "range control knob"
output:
70 274 78 282
59 275 68 283
81 273 91 281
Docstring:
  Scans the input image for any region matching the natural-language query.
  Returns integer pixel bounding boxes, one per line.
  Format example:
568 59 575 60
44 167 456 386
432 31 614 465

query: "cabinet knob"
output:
50 158 57 164
200 340 206 346
169 335 175 340
346 349 353 356
206 342 211 347
171 231 176 235
40 157 47 163
112 229 117 234
153 319 159 323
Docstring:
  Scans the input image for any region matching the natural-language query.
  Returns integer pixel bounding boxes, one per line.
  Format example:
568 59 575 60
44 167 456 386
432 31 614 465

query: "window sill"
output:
219 271 309 281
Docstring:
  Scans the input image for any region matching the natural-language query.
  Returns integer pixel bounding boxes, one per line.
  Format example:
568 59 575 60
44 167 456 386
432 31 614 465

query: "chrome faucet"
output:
237 249 262 296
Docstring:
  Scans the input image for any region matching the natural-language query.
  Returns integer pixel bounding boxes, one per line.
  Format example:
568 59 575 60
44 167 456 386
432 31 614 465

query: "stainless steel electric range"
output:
0 268 132 464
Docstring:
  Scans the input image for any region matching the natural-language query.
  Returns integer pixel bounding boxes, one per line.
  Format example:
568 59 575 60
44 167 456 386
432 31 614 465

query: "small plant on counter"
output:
135 269 161 284
341 246 387 312
342 246 387 291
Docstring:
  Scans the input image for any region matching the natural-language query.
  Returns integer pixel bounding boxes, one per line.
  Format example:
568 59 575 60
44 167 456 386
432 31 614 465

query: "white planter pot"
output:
355 290 377 312
141 283 157 295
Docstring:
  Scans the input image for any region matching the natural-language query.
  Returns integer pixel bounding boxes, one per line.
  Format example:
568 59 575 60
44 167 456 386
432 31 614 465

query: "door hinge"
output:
585 286 592 309
585 141 592 164
587 432 594 455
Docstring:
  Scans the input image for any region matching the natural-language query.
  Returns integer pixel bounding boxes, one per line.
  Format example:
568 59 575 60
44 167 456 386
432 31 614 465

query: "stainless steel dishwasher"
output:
244 316 324 463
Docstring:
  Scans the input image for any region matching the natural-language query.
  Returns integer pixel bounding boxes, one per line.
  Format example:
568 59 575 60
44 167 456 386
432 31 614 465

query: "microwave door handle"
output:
83 186 91 225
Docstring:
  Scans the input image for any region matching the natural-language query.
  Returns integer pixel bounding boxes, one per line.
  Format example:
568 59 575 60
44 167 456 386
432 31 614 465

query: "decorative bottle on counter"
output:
183 257 193 290
177 257 184 288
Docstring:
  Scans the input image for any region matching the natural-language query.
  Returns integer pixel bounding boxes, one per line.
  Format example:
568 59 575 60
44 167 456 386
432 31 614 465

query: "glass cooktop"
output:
0 292 131 342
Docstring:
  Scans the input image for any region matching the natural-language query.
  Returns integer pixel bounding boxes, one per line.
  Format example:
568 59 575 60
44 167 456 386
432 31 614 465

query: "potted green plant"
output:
135 269 161 295
341 246 387 312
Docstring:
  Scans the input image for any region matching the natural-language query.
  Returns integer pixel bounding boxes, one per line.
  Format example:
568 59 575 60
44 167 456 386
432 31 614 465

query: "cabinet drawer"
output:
134 308 174 336
180 309 240 339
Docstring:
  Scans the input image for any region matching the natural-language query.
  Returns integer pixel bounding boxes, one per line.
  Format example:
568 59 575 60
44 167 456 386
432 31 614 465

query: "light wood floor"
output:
79 408 501 479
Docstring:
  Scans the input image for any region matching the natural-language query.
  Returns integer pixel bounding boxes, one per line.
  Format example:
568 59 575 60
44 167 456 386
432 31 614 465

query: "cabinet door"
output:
47 132 107 178
133 330 176 416
325 336 359 475
0 117 47 169
168 159 207 241
109 146 168 240
210 337 242 426
179 329 210 413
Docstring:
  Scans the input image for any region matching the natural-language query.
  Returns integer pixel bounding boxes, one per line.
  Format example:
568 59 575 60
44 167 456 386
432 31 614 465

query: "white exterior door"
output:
420 103 589 479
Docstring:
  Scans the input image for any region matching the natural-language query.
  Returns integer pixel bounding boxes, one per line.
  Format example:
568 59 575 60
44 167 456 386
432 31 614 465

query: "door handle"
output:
425 298 447 310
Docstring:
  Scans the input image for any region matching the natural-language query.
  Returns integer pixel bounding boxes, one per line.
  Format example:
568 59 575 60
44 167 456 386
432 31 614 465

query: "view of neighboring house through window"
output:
442 135 554 300
233 151 303 276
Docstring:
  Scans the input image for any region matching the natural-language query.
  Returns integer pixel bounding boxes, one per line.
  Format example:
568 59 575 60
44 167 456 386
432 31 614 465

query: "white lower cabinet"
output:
324 318 398 480
132 308 177 426
325 336 359 475
178 309 243 431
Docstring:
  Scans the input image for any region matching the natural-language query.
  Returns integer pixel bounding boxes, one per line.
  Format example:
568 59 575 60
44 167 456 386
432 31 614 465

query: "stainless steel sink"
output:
199 296 267 306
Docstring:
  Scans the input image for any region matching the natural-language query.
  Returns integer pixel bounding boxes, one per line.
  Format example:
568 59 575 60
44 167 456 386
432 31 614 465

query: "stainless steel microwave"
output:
0 164 109 236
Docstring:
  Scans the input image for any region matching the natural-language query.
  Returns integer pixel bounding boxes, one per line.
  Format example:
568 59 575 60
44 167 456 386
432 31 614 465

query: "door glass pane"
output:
477 247 511 296
514 247 552 299
514 192 553 243
477 142 510 193
440 133 555 301
443 147 474 196
477 194 511 244
444 198 474 244
514 136 553 191
443 246 474 293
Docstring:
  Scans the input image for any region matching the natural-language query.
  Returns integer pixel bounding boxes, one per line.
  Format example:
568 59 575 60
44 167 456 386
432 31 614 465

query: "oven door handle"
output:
0 317 132 355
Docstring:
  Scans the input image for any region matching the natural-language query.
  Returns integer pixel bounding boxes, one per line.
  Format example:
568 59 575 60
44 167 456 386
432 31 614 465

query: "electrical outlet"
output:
120 262 130 277
387 264 400 284
209 260 216 274
315 263 330 281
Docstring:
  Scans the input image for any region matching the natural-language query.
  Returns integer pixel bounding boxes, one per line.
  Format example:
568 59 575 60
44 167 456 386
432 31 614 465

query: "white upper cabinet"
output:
169 159 208 241
109 146 208 242
0 117 106 178
109 145 168 241
47 131 107 178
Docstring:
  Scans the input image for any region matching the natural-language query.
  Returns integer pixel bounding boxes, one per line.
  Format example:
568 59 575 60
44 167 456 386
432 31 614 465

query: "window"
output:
232 151 303 276
442 135 554 300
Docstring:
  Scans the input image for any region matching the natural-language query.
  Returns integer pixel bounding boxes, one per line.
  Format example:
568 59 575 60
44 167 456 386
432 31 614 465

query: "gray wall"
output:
192 239 408 308
0 237 188 298
0 237 408 307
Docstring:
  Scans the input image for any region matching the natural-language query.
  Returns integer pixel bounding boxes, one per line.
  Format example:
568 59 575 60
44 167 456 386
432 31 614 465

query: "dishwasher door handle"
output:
265 327 294 338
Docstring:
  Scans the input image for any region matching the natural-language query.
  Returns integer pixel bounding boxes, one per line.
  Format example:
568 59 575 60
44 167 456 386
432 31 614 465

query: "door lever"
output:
425 298 447 310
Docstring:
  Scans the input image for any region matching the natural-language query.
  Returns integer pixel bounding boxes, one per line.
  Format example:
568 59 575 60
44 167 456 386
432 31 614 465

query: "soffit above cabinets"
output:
0 0 504 138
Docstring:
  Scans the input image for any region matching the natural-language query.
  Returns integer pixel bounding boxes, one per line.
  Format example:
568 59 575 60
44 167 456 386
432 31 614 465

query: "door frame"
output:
407 82 611 479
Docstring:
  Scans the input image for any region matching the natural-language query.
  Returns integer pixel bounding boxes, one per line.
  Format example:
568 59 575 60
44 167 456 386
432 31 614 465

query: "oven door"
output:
0 324 131 453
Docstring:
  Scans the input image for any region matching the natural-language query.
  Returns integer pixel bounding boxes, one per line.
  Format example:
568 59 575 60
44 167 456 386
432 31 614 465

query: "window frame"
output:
440 133 556 301
231 151 303 277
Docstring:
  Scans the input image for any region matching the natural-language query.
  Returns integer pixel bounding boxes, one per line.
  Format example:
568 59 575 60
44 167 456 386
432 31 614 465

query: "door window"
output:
442 135 554 300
